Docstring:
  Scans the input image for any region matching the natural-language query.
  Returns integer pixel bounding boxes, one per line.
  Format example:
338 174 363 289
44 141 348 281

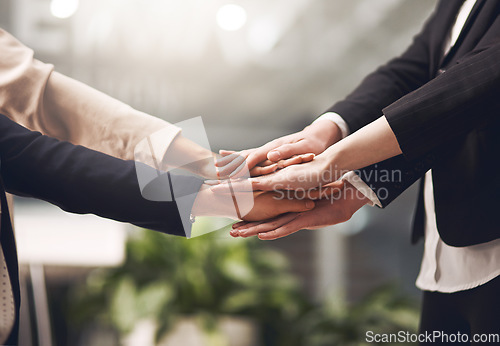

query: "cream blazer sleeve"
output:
0 28 180 161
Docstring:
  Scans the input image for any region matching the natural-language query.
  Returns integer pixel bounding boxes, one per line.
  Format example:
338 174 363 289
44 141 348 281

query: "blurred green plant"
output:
68 220 309 345
296 285 420 346
67 220 420 346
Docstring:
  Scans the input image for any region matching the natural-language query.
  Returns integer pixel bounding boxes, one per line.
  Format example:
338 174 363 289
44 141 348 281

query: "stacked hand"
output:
230 181 368 240
204 119 370 239
214 119 342 178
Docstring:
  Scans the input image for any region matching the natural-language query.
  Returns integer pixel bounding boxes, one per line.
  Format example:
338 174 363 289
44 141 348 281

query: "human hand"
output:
210 149 344 193
191 184 316 222
215 152 316 178
229 182 368 240
215 119 342 177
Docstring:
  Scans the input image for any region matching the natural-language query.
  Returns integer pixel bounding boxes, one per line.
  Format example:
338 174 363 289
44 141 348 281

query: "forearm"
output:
0 114 203 235
321 116 402 175
41 72 171 159
0 28 175 160
326 7 436 133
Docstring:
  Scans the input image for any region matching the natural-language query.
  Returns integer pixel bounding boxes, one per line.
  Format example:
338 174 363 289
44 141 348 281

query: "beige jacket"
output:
0 28 180 161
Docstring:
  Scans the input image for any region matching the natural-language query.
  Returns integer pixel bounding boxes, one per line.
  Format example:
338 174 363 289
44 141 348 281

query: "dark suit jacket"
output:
326 0 500 247
0 113 203 344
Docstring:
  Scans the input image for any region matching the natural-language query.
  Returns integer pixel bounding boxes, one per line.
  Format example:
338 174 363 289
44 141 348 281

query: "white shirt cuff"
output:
342 171 382 207
314 112 350 139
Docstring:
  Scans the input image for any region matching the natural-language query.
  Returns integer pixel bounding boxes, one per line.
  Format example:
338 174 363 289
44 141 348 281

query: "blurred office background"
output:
1 0 437 345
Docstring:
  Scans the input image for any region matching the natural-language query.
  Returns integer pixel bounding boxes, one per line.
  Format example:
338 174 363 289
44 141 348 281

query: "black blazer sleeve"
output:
384 40 500 160
347 38 500 205
356 153 436 208
0 114 203 236
325 3 441 132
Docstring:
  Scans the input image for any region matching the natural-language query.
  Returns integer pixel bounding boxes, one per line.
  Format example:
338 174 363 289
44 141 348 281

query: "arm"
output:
326 2 440 133
226 34 500 192
0 114 314 234
316 38 500 176
0 28 166 159
215 2 440 175
383 40 500 159
0 114 200 235
0 28 216 177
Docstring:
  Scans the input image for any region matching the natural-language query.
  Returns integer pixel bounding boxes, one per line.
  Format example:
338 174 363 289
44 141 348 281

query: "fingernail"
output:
306 200 315 209
268 151 281 161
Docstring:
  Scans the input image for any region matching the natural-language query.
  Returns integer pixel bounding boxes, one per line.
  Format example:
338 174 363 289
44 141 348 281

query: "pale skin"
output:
164 137 319 222
165 134 316 180
215 119 343 178
212 116 401 192
191 184 316 222
213 115 401 240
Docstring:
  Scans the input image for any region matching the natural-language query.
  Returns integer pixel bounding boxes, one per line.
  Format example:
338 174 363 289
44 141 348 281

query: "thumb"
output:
219 150 236 156
268 142 305 162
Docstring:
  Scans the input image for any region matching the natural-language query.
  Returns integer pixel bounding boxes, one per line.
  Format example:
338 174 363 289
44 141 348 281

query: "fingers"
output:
209 177 272 193
205 179 241 191
215 152 245 169
307 180 345 199
204 179 222 186
215 153 250 178
257 217 305 240
219 150 235 156
249 154 313 177
231 220 248 229
276 153 315 169
258 159 276 167
250 163 278 177
231 213 299 238
274 196 315 214
244 148 274 172
268 141 307 162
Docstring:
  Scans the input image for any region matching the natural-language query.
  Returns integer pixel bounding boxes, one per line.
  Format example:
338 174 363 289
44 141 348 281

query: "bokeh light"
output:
50 0 79 19
216 4 247 31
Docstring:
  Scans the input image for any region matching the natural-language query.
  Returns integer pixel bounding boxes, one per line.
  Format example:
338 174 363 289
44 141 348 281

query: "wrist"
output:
191 185 238 219
164 134 214 170
306 120 342 150
316 145 347 184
